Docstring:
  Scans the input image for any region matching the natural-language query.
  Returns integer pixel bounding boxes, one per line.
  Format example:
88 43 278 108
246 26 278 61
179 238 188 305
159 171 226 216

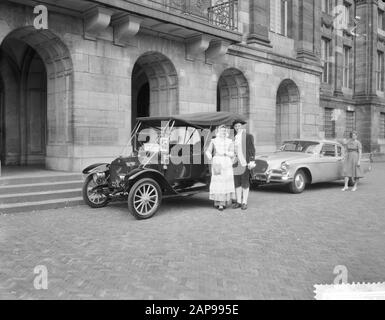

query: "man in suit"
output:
232 121 256 210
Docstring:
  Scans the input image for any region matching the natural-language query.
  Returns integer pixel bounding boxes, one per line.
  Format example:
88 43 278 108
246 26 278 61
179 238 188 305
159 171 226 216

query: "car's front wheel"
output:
288 170 307 194
128 178 162 220
82 174 110 208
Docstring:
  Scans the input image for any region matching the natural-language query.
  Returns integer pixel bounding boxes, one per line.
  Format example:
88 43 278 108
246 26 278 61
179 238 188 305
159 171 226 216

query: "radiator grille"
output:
253 159 269 174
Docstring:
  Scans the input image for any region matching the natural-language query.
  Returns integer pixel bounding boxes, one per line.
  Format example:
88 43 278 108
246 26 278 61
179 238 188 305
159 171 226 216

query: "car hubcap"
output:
295 174 304 190
134 183 158 215
87 180 107 204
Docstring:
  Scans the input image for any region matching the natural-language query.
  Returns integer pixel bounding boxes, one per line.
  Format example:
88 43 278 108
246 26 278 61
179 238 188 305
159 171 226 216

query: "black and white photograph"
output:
0 0 385 304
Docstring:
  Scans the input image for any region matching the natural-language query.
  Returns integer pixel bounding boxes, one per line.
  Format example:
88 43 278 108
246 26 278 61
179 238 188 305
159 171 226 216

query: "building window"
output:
325 108 336 139
379 9 385 30
344 2 351 26
270 0 290 37
343 46 352 88
380 113 385 139
377 51 384 91
322 0 333 14
321 38 331 84
345 111 356 137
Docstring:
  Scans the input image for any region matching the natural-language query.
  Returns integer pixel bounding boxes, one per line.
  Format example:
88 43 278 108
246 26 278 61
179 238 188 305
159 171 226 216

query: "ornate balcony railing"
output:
208 0 238 31
147 0 238 31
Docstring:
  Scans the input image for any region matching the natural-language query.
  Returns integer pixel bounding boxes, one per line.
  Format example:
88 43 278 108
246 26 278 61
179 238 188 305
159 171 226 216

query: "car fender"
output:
126 168 177 195
82 163 110 175
289 164 313 184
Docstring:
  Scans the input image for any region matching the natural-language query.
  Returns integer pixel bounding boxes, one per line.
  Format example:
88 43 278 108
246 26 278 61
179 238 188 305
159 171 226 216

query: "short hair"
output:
350 131 358 138
232 121 245 128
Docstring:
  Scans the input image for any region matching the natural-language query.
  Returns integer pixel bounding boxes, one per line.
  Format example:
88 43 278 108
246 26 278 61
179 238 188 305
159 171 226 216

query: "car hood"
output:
256 152 314 168
111 155 141 168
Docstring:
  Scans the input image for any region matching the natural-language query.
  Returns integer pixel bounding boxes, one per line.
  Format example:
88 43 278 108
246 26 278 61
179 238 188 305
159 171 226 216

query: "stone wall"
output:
0 0 322 172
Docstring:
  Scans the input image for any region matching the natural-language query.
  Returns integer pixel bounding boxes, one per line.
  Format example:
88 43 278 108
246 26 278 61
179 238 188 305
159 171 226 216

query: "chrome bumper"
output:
252 171 293 184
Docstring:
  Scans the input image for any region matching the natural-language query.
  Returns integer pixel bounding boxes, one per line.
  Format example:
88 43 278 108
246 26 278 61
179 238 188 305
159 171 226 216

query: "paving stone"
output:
0 164 384 299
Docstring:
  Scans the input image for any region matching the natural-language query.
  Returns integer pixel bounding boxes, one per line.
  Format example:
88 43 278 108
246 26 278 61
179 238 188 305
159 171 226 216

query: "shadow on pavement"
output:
107 194 213 219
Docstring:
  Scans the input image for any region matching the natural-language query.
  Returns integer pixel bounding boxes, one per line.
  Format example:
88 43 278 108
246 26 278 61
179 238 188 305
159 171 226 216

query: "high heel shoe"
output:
341 187 349 192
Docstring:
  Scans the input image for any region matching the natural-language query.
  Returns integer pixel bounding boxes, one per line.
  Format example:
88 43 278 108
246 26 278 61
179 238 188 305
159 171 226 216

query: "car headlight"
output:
281 161 290 173
93 172 106 185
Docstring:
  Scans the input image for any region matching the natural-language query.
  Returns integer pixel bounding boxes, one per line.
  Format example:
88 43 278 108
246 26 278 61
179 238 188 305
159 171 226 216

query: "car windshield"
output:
120 121 204 157
279 141 320 153
136 126 201 152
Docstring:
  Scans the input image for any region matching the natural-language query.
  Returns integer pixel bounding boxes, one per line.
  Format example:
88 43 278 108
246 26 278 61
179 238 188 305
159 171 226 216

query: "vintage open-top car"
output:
251 139 372 193
82 112 247 219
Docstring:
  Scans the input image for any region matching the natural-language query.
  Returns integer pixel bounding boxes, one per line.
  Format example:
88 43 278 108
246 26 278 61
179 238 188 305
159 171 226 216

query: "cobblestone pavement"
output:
1 164 385 300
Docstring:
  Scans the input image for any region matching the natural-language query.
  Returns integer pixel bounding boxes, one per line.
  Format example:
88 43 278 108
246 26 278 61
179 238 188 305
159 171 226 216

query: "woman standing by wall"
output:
342 131 362 192
205 125 235 212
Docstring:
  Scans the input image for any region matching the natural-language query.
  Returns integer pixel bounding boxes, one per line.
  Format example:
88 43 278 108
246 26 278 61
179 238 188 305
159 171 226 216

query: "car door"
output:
317 143 340 182
166 127 192 182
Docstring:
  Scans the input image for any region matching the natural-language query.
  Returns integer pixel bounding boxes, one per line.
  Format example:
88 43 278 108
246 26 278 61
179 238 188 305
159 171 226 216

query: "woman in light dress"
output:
205 125 236 212
342 131 362 192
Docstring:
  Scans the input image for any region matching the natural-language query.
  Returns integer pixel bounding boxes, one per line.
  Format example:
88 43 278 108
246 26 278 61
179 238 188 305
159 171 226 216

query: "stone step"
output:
0 180 83 195
0 173 83 186
0 197 84 215
0 189 82 204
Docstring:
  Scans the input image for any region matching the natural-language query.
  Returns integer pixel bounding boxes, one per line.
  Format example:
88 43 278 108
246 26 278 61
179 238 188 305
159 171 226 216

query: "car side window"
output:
321 144 336 157
169 127 200 145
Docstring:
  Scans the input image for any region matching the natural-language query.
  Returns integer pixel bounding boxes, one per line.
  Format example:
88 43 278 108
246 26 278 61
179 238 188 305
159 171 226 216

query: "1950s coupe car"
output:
82 112 247 219
251 139 372 193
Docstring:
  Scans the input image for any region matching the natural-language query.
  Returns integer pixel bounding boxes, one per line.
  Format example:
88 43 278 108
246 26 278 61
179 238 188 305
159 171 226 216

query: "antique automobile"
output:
251 139 372 193
82 112 247 219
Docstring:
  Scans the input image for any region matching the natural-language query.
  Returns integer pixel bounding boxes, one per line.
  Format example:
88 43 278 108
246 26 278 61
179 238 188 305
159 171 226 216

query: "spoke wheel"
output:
288 170 307 194
82 174 109 208
128 178 162 220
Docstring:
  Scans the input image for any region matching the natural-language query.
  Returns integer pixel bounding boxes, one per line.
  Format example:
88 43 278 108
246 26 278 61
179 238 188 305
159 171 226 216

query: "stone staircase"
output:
0 170 84 214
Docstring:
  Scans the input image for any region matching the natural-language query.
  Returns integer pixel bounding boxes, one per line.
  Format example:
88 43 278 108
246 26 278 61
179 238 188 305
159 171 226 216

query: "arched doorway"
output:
131 52 178 128
217 68 250 115
276 79 300 146
0 40 47 166
0 27 73 168
0 78 4 164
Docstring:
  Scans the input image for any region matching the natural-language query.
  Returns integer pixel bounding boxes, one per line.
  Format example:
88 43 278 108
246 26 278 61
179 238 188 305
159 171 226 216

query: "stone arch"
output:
131 51 178 126
276 79 300 145
217 68 250 115
0 74 4 163
0 50 21 165
0 26 74 169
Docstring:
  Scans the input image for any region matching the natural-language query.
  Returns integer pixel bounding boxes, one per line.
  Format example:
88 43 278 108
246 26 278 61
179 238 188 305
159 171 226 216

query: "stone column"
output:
296 0 318 62
354 0 377 98
247 0 271 47
333 0 344 96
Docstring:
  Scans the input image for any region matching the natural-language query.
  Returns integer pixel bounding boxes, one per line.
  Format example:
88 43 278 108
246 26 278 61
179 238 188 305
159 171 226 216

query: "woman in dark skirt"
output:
342 131 362 192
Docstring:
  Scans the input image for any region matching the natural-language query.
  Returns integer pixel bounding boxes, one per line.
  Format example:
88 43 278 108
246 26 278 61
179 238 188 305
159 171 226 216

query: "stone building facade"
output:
0 0 382 172
320 0 385 154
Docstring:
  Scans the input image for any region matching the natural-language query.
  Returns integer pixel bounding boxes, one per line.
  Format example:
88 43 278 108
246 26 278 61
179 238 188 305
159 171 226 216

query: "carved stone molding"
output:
112 14 142 47
321 13 334 29
378 32 385 45
185 34 213 61
83 7 113 40
205 39 231 64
